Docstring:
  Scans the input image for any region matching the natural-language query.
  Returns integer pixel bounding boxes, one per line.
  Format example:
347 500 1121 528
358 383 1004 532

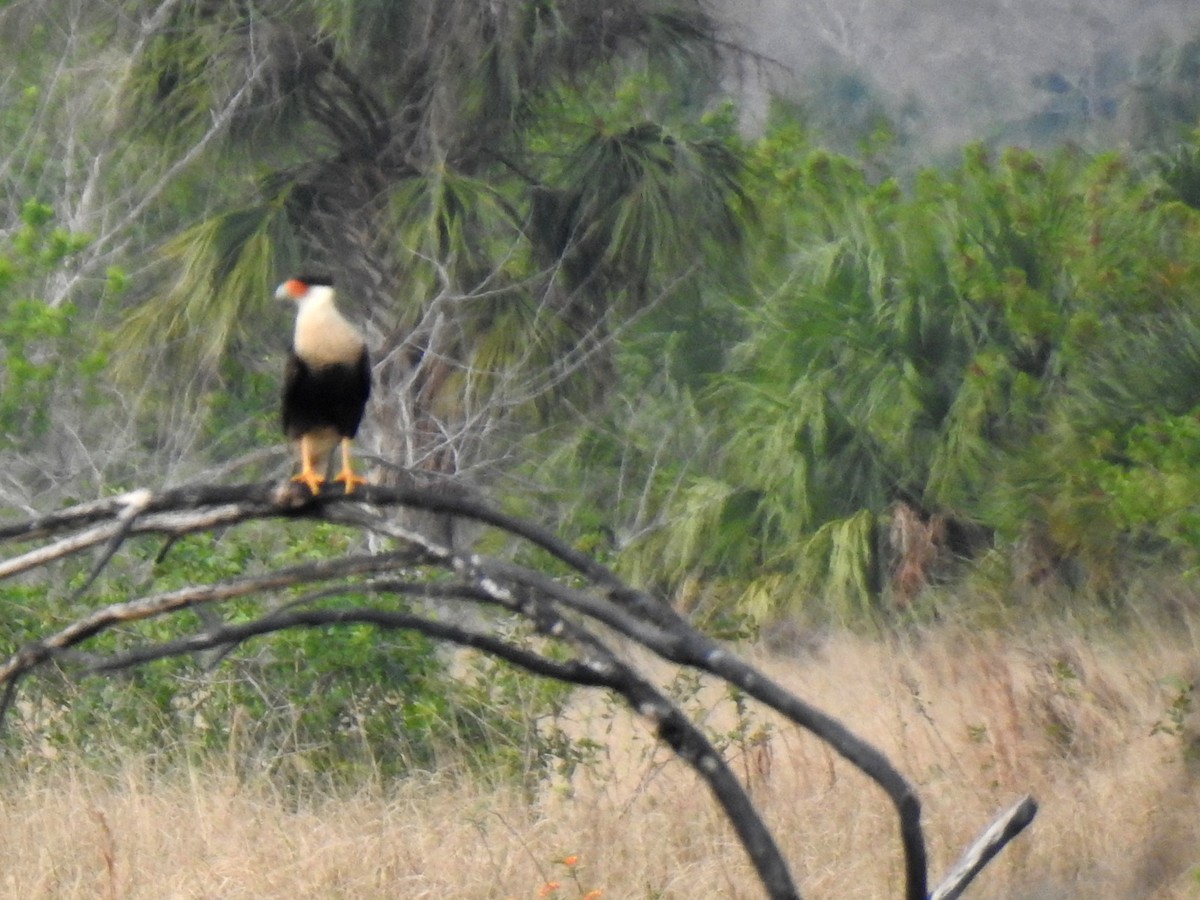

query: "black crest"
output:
295 272 335 288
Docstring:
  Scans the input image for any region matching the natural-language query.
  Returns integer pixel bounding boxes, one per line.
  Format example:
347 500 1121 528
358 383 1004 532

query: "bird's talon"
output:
291 471 326 495
333 471 368 494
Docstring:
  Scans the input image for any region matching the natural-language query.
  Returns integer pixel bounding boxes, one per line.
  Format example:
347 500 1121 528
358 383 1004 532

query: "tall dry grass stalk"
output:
2 620 1198 898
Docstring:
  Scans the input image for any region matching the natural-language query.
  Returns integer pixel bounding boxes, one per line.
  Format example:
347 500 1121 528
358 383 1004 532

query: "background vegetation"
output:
2 0 1200 892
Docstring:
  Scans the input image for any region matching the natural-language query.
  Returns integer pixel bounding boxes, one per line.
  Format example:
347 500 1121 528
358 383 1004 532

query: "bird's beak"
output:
275 282 291 301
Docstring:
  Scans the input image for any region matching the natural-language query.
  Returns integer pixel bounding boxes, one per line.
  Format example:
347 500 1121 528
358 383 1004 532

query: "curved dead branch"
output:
0 480 1037 899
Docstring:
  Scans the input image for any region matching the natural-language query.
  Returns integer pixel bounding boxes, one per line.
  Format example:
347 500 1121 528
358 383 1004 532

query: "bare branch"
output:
0 549 420 685
932 795 1039 900
82 607 604 687
67 488 154 603
0 479 1036 899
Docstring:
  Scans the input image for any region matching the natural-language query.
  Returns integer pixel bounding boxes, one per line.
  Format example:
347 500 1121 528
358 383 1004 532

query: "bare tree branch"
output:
0 480 1036 899
81 607 603 687
931 795 1039 900
0 549 421 685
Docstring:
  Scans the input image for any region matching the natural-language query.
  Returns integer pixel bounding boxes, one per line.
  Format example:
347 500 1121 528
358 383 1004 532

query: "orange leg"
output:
333 437 368 493
291 434 326 494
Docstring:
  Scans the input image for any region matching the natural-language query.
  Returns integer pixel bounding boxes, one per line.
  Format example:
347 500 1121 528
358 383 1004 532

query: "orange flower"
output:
561 855 580 868
582 891 604 899
538 882 561 897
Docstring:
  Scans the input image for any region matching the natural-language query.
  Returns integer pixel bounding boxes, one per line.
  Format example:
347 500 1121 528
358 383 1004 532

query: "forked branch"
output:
0 481 1037 899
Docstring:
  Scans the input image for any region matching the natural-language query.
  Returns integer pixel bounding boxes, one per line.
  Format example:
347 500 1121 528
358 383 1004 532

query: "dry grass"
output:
3 618 1199 899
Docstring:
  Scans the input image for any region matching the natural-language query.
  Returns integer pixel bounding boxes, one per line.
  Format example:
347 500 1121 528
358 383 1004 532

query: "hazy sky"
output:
723 0 1200 151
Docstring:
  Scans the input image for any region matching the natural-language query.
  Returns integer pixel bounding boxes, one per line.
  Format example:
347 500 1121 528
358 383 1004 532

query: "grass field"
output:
2 613 1198 898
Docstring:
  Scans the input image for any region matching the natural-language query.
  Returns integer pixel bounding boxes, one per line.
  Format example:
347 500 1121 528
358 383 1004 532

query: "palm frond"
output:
1154 138 1200 209
542 119 749 294
776 510 880 623
119 198 296 376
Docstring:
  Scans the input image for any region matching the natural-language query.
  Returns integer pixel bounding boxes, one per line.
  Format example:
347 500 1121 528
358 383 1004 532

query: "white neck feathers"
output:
293 287 365 367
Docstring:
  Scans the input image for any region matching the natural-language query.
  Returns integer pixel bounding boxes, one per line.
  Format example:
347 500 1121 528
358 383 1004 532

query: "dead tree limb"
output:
0 480 1037 899
931 795 1039 900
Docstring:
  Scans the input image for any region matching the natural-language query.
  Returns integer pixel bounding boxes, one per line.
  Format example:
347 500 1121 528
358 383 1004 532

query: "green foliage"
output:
0 201 110 451
10 7 747 781
1088 416 1200 558
3 524 575 787
1151 675 1195 741
12 0 1200 792
526 97 750 295
1154 135 1200 210
118 198 297 375
0 300 74 440
115 3 749 465
618 126 1200 621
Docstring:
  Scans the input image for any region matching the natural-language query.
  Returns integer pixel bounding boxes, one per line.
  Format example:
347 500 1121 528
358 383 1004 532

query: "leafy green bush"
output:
608 125 1200 621
0 200 107 450
2 522 575 786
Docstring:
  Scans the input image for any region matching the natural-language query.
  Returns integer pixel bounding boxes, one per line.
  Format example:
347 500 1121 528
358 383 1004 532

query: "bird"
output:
276 274 372 494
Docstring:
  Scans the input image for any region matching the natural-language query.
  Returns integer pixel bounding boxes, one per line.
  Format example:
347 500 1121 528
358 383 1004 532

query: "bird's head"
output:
275 274 335 305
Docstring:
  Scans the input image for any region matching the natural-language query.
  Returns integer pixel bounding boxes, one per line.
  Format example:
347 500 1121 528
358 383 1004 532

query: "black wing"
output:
281 351 310 439
281 348 371 439
336 345 371 438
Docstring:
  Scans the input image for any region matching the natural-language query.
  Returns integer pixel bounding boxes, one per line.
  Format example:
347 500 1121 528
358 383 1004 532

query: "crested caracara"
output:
276 275 371 494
